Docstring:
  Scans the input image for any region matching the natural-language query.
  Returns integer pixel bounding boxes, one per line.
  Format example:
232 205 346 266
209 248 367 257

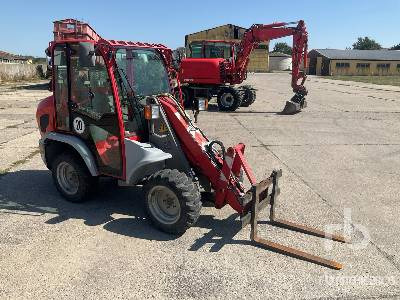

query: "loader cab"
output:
48 40 172 179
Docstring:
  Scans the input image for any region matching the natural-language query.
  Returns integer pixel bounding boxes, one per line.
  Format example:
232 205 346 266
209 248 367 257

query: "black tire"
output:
217 87 242 111
51 153 96 203
180 87 193 108
241 88 256 107
143 169 201 234
173 89 181 102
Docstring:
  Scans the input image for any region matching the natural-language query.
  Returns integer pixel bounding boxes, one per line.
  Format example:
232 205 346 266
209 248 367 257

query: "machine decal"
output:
73 117 85 134
159 122 168 134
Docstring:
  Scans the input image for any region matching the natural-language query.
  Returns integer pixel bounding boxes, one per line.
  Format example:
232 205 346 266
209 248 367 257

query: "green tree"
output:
272 42 292 55
352 37 382 50
390 43 400 50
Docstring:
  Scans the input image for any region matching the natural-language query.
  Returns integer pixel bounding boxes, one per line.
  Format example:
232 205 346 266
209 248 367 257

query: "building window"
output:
377 63 390 69
336 62 350 68
356 63 370 69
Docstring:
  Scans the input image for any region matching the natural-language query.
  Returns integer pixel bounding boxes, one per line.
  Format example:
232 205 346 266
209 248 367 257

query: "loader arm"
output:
233 20 308 96
158 95 346 269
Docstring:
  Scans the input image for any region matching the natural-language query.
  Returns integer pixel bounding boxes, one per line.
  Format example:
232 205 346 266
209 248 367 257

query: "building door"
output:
316 57 322 75
321 58 330 76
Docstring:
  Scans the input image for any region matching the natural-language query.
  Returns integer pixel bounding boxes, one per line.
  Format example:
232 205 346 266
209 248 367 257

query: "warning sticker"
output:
73 117 85 134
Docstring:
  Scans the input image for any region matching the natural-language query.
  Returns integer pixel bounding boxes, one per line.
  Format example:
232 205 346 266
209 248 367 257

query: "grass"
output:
326 75 400 87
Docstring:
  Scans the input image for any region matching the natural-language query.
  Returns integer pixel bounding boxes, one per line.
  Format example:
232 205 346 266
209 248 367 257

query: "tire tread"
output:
144 169 201 234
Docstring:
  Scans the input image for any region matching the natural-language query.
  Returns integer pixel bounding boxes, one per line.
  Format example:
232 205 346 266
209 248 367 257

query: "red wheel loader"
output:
175 21 308 114
37 19 345 269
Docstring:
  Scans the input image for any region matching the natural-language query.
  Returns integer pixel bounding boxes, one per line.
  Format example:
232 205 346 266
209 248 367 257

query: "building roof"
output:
269 52 291 57
186 24 246 37
311 49 400 61
0 50 29 61
0 51 14 60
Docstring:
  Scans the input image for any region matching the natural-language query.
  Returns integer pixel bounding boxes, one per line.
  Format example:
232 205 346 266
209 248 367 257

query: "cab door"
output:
53 44 69 131
67 43 123 178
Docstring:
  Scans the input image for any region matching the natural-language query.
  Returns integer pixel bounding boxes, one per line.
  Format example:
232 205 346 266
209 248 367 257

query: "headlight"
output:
144 105 160 120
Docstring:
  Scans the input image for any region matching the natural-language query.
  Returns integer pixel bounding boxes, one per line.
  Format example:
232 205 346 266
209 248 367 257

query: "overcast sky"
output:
1 0 399 56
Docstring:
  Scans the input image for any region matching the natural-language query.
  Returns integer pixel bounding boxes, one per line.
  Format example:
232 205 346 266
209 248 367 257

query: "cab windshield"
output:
115 48 170 97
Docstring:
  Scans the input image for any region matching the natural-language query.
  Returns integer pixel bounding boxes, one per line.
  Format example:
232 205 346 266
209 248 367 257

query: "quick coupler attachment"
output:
241 169 346 270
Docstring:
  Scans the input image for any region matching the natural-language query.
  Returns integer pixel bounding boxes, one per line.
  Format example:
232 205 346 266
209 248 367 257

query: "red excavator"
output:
37 19 345 270
176 21 308 114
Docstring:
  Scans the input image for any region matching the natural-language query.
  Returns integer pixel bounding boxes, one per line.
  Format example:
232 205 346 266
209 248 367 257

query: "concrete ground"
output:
0 74 399 299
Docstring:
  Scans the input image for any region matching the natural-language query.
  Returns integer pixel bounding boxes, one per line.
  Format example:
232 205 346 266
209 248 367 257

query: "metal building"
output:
308 49 400 76
185 24 269 72
269 52 292 71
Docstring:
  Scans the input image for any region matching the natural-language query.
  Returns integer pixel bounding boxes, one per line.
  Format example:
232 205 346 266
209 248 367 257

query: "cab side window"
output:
69 43 115 119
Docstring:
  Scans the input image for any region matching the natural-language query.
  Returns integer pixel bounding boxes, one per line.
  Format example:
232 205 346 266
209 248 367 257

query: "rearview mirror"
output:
78 42 95 67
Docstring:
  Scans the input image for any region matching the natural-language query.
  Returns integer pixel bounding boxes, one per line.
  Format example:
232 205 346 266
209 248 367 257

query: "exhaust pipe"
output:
281 93 307 115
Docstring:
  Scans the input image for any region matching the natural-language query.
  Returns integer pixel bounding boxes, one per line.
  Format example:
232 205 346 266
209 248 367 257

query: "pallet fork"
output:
241 169 346 270
158 99 347 268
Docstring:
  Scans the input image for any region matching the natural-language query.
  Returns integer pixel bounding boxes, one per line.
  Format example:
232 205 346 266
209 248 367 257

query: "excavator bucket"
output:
240 169 346 269
281 94 307 115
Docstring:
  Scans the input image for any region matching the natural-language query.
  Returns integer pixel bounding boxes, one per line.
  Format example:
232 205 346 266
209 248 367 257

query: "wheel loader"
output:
36 19 346 269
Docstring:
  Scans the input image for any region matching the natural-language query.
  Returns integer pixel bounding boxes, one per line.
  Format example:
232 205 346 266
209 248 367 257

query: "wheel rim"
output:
148 186 181 225
56 161 79 195
220 92 234 108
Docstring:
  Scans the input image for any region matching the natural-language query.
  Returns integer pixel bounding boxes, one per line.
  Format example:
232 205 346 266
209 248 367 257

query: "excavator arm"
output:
234 20 308 113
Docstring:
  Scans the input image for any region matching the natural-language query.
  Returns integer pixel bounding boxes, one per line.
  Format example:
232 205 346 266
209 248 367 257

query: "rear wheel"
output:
144 169 201 234
217 87 241 111
51 153 97 202
241 87 256 107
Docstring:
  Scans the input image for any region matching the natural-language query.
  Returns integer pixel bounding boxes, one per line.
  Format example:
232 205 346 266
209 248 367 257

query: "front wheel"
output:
217 87 241 111
179 87 193 108
143 169 201 234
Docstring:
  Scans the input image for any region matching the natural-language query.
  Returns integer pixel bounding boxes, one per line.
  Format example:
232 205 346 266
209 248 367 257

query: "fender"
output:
124 139 172 185
40 132 99 176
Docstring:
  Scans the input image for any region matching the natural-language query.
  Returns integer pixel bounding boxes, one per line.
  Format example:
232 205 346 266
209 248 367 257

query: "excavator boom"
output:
234 20 308 96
